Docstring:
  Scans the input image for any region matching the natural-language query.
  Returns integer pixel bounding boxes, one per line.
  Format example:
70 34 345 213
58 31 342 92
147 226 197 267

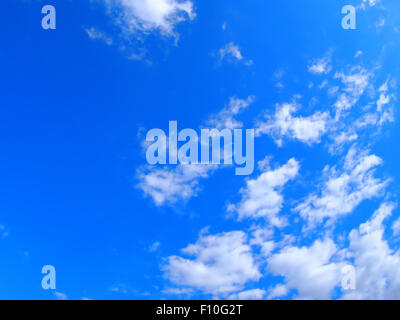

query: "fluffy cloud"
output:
267 284 289 299
137 164 215 206
295 146 388 228
267 238 344 300
219 43 243 61
218 43 253 66
227 289 266 300
308 54 332 75
229 158 299 227
163 231 261 296
343 202 400 299
256 100 330 146
392 216 400 237
206 96 255 130
103 0 195 36
266 203 400 300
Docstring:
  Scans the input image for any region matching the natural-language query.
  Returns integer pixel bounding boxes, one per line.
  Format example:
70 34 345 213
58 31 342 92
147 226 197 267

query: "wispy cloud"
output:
53 291 68 300
256 99 330 146
137 96 253 207
84 27 113 46
206 96 255 130
308 53 332 75
218 42 253 66
295 146 389 229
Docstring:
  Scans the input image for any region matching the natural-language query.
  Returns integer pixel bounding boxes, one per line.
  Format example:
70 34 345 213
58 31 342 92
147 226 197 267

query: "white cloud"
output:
333 67 371 118
334 76 395 133
265 203 400 300
227 288 266 300
374 79 395 124
137 164 215 206
359 0 381 9
163 231 261 296
342 202 400 299
149 241 161 252
392 217 400 237
84 27 113 45
363 0 380 6
206 96 255 130
267 238 344 300
138 96 251 206
249 226 276 257
256 100 330 146
53 291 68 300
377 93 390 111
328 130 358 154
355 50 363 58
162 287 194 295
103 0 195 36
230 158 300 227
295 146 388 228
355 83 395 128
109 283 136 294
219 42 243 61
308 54 332 75
218 43 253 66
267 284 289 299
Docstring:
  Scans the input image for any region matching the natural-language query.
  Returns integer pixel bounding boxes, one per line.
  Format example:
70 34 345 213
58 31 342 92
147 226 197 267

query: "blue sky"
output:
0 0 400 300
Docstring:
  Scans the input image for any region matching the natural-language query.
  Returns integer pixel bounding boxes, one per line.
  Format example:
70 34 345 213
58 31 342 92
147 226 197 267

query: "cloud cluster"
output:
308 54 332 75
333 67 372 119
229 158 299 227
137 96 253 206
267 238 344 299
163 231 261 296
256 100 330 146
103 0 195 36
152 49 398 299
342 202 400 299
295 146 388 228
